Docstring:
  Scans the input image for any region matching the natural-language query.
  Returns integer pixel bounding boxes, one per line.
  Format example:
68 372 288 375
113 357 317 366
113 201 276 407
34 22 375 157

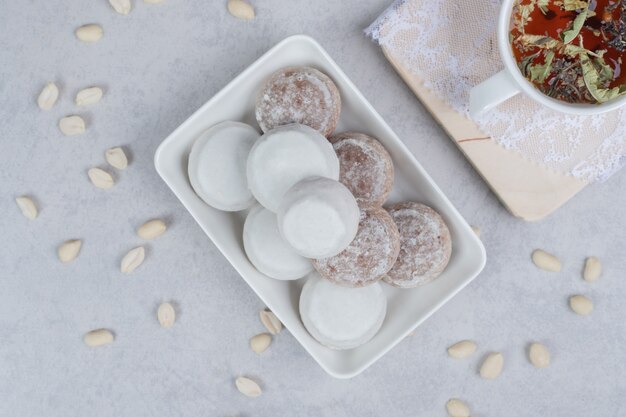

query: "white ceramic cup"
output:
469 0 626 118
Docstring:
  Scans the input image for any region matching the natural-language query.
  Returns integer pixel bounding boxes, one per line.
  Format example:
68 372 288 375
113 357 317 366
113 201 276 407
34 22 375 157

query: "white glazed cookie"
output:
246 123 339 212
277 176 359 259
243 205 313 280
255 66 341 137
384 202 452 288
188 121 259 211
299 272 387 350
312 207 400 287
331 132 394 209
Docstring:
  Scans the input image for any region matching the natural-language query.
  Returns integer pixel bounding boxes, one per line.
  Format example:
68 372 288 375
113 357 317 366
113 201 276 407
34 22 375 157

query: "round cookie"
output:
247 124 339 212
312 207 400 287
188 121 259 211
278 176 359 259
384 202 452 288
299 272 387 350
243 205 313 280
331 132 394 209
255 66 341 137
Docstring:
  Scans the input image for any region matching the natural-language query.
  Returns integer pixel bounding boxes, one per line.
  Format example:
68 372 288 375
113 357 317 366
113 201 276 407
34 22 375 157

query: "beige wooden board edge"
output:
381 46 587 222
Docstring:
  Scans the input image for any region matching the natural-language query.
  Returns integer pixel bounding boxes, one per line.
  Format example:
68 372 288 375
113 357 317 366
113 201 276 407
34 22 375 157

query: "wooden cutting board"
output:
383 47 588 221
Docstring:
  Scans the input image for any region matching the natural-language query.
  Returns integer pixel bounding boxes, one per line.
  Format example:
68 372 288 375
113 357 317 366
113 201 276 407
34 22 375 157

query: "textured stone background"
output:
1 1 625 416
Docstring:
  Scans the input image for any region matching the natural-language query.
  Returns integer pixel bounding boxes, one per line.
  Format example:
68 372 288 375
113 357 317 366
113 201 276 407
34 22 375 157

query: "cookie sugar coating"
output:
299 272 387 350
278 176 360 259
312 207 400 287
188 121 259 211
384 202 452 288
247 124 339 212
331 132 394 209
255 66 341 137
243 205 313 280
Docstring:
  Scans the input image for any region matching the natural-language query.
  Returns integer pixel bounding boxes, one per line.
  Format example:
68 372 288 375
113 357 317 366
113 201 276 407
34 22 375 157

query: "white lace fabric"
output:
366 0 626 182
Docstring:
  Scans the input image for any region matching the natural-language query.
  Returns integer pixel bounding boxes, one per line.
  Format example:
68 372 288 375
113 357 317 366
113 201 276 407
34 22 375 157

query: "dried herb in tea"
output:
510 0 626 104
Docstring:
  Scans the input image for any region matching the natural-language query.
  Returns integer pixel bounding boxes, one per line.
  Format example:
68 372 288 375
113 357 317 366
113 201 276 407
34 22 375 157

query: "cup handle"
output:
469 70 521 119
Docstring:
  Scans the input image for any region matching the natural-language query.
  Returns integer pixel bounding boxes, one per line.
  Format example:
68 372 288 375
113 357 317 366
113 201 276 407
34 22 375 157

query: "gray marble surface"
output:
1 1 625 416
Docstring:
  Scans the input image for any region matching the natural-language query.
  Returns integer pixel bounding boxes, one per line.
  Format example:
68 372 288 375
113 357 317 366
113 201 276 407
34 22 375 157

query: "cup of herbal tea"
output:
469 0 626 118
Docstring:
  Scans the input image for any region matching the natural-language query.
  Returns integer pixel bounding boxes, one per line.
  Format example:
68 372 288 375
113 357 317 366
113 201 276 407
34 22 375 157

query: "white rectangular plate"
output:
154 35 486 379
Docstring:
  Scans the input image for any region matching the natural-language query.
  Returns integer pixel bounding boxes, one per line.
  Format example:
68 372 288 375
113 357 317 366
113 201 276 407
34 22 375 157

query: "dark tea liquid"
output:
511 0 626 103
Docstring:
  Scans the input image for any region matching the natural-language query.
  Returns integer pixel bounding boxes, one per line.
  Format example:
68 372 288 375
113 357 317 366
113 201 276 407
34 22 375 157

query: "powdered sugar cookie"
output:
331 132 394 208
255 66 341 137
277 176 359 259
312 207 400 287
243 205 313 280
247 124 339 212
188 121 259 211
299 272 387 350
384 202 452 288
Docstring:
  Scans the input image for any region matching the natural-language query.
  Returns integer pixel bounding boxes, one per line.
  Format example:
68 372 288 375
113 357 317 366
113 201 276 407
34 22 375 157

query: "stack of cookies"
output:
187 66 452 350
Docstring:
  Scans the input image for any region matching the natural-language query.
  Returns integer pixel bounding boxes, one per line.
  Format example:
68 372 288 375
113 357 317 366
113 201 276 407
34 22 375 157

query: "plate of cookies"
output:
154 35 486 378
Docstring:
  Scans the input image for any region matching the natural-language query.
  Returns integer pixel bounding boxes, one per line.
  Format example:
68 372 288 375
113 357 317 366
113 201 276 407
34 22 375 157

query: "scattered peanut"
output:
531 249 561 272
446 398 470 417
75 24 103 43
109 0 132 15
88 168 115 189
583 257 602 282
447 340 477 359
227 0 255 20
235 376 262 397
569 295 593 315
15 196 38 220
137 219 167 240
84 329 114 347
259 309 282 335
105 147 128 170
528 343 550 368
250 333 272 353
480 352 503 379
76 87 103 106
59 115 86 136
157 302 176 328
58 240 82 263
37 82 59 110
121 246 145 273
